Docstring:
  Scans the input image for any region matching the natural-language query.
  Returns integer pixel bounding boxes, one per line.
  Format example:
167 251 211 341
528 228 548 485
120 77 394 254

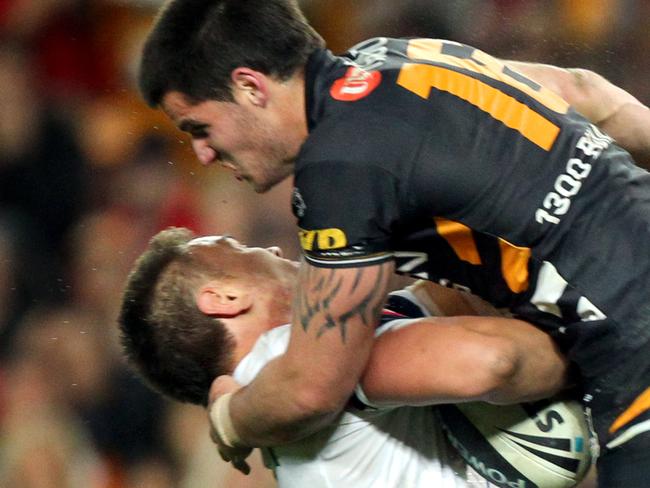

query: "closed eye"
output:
179 121 209 139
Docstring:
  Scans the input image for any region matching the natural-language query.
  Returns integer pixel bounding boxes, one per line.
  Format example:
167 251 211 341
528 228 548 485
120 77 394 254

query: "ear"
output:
231 67 269 108
196 282 253 317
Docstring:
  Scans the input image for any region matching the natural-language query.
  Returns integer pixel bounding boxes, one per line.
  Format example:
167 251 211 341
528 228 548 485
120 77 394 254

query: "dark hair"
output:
118 227 235 406
139 0 325 106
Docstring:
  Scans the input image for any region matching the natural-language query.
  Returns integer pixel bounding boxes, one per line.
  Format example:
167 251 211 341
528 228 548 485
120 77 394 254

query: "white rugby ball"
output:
437 398 592 488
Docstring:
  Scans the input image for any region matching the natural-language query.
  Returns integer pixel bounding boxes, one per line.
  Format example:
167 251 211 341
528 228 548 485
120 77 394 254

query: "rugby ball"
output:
437 398 592 488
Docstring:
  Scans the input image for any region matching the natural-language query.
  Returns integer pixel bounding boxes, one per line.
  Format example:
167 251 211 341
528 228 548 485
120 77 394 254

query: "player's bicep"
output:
282 260 393 408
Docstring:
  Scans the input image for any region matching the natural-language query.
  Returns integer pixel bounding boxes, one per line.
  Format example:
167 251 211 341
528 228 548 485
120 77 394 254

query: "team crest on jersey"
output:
330 66 382 101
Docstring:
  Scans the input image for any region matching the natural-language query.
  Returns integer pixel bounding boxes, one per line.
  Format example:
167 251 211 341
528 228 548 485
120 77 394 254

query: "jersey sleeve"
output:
293 158 400 268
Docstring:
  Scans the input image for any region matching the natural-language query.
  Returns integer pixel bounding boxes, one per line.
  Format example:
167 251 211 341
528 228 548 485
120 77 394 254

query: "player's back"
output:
298 37 650 364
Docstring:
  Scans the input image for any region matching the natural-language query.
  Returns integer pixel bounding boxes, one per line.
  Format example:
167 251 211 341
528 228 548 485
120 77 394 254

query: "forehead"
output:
186 235 241 272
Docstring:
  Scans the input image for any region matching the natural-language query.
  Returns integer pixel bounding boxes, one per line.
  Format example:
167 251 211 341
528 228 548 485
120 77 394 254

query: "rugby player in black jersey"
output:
138 1 650 485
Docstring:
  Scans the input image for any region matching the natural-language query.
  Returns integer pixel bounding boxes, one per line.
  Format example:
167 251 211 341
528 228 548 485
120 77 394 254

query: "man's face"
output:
162 91 296 193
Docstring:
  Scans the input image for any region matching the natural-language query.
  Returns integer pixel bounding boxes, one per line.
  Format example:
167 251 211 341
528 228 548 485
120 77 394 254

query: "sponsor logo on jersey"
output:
330 66 382 101
299 227 348 251
535 125 611 225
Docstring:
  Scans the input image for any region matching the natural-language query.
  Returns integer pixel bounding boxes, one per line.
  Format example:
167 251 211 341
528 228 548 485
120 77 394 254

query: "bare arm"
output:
506 61 650 165
360 313 568 407
224 261 393 446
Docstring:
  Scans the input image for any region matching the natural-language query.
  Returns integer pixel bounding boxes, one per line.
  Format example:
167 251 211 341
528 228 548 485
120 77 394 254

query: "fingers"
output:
215 443 253 474
231 457 251 475
210 423 252 475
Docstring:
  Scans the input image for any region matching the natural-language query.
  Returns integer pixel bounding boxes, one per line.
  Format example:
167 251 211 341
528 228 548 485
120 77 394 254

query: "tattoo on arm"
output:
296 265 389 343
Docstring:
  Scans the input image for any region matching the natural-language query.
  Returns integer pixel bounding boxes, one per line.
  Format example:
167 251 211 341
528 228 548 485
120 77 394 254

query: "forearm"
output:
567 69 650 163
228 355 342 446
598 103 650 165
506 61 650 164
360 315 568 407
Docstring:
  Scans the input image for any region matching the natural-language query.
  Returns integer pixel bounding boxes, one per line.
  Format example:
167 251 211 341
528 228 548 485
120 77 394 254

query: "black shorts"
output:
581 342 650 487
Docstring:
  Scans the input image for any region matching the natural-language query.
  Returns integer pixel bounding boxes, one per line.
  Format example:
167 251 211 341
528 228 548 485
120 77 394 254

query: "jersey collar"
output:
303 48 345 132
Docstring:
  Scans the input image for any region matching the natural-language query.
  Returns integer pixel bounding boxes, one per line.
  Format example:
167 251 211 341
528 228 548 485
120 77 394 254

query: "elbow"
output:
280 351 365 419
568 68 598 88
486 343 519 389
468 340 520 402
271 386 346 442
294 385 349 418
269 352 366 440
282 377 352 434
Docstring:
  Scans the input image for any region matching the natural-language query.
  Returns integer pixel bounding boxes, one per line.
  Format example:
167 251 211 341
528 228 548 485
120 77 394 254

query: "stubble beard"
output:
243 110 302 193
252 161 294 193
249 141 297 193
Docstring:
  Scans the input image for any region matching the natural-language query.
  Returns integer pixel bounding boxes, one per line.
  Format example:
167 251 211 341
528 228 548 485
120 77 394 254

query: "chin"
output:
248 178 272 193
252 183 271 193
254 167 294 193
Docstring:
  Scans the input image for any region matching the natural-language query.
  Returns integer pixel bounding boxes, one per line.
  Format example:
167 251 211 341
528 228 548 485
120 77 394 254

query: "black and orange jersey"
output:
293 37 650 371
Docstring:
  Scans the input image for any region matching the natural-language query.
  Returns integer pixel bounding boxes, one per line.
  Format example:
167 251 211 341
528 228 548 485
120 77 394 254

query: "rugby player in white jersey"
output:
119 227 567 487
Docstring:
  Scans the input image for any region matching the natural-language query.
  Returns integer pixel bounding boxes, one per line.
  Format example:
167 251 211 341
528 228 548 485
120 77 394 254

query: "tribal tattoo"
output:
296 264 390 343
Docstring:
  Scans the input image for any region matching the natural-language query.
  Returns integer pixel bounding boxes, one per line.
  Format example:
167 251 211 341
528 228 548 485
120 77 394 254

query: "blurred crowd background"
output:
0 0 648 486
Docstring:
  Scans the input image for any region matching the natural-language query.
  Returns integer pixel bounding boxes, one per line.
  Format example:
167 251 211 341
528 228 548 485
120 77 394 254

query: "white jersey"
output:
234 290 492 488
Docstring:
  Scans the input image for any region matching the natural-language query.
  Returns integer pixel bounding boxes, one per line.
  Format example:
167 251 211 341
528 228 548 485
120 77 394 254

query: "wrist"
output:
209 392 248 448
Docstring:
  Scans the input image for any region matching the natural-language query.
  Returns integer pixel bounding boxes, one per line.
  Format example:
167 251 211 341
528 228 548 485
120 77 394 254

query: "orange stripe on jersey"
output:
434 218 481 265
498 239 531 293
609 387 650 434
397 63 561 151
404 39 569 115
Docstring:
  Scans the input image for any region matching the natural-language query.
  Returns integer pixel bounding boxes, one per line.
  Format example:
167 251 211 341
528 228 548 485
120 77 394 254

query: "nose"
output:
217 235 240 247
266 246 283 258
191 139 218 166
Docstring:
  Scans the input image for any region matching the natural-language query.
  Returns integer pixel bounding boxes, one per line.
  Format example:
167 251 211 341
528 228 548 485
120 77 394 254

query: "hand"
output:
209 374 241 403
208 376 252 474
209 423 253 474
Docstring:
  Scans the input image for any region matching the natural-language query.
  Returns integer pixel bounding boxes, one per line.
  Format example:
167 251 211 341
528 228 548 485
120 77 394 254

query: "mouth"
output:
228 166 247 182
229 168 245 182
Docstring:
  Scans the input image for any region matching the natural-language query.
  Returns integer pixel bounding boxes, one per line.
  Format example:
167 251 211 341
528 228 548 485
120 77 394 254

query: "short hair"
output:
139 0 325 106
119 227 235 406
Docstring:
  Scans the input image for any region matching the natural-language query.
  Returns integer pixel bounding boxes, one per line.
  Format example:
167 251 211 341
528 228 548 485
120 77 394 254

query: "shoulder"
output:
300 39 426 172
